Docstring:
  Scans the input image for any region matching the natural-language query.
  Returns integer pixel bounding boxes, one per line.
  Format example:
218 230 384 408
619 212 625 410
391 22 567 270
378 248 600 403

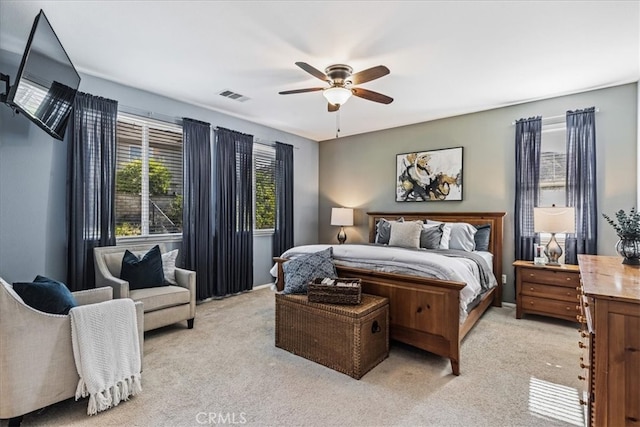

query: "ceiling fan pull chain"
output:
336 109 341 138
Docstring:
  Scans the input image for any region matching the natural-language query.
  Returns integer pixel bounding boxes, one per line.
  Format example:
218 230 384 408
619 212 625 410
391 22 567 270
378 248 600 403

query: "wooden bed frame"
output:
275 211 505 376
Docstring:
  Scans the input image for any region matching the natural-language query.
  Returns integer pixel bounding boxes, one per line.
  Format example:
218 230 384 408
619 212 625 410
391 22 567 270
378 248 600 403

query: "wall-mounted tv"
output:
5 10 80 140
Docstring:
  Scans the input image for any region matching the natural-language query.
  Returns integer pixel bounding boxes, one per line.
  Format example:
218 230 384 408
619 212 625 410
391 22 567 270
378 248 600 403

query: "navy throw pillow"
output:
282 247 336 294
120 245 166 290
474 224 492 252
13 275 78 315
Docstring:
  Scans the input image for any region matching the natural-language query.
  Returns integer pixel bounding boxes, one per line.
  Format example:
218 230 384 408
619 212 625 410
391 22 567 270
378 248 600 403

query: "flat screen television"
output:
5 10 80 140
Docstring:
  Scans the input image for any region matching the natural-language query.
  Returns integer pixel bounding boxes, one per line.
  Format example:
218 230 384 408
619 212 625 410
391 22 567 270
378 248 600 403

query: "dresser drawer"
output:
521 295 579 321
520 267 580 288
521 282 579 302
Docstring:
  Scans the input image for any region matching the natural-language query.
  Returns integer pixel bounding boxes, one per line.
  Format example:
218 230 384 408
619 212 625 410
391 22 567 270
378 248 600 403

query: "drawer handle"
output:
566 277 571 281
566 292 572 296
530 287 535 291
579 399 588 406
580 363 589 369
578 341 586 349
578 375 586 381
529 273 535 277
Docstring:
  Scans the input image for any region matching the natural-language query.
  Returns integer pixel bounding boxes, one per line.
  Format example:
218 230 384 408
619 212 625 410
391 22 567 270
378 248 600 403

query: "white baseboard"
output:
253 282 275 290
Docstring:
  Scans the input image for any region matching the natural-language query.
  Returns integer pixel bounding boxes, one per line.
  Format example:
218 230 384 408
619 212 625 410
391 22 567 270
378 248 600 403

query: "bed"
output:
273 211 505 376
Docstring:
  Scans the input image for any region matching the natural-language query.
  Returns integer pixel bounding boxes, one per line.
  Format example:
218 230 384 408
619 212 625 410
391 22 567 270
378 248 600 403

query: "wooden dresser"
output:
513 260 581 322
577 255 640 427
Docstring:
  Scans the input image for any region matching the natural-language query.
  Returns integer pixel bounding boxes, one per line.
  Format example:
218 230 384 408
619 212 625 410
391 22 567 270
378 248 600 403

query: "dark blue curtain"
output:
272 142 294 258
514 116 542 261
182 118 215 300
35 80 76 137
214 127 254 296
67 92 118 291
565 107 597 264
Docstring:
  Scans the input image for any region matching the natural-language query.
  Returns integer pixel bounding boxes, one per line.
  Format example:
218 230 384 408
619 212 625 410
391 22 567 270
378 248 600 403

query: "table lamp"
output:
533 205 575 265
331 207 353 244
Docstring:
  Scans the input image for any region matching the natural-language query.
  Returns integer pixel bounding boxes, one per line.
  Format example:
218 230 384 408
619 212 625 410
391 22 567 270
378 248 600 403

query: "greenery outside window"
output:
254 144 276 234
115 113 183 238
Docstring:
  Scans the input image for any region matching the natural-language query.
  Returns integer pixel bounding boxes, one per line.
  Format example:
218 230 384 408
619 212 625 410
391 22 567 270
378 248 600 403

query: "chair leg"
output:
8 415 24 426
187 318 194 329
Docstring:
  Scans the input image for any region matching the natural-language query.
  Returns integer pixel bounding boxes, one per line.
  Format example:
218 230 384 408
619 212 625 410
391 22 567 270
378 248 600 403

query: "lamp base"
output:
337 227 347 244
544 233 563 265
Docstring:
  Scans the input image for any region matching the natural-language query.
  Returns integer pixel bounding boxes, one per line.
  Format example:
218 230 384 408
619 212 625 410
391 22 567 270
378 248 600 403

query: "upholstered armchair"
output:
94 244 196 332
0 277 143 423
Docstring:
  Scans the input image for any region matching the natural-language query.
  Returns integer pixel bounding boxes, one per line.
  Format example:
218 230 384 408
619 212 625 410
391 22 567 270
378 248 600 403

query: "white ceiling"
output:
1 1 638 141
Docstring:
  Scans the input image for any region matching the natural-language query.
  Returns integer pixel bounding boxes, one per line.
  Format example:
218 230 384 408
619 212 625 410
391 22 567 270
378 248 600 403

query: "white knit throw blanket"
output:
70 299 142 415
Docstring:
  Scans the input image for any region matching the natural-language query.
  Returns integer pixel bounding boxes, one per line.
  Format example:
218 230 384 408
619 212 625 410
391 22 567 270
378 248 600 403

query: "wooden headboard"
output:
367 211 506 302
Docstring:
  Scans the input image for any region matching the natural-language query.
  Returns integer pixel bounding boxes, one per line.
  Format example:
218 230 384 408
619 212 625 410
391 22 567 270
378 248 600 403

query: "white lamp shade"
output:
534 206 576 233
323 87 352 106
331 207 354 226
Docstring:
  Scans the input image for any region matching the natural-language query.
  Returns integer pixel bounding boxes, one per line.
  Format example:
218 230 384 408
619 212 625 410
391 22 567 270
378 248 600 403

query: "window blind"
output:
254 144 276 230
115 114 183 237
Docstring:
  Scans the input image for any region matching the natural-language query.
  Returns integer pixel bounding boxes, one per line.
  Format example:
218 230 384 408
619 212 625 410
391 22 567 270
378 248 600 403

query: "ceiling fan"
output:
279 62 393 112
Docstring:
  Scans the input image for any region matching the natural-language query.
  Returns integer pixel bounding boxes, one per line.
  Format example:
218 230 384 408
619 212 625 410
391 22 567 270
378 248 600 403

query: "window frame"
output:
115 112 183 242
538 120 569 263
252 143 276 236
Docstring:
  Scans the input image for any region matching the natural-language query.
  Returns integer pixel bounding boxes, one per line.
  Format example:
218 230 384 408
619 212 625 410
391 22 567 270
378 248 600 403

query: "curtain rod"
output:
511 108 599 125
118 105 299 149
119 104 183 126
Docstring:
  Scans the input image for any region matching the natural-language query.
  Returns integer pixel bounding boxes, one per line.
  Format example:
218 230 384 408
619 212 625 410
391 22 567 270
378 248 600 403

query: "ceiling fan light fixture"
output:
323 86 352 106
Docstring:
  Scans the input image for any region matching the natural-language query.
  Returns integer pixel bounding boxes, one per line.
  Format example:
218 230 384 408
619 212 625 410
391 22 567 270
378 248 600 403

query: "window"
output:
253 144 276 232
539 121 569 262
539 122 567 207
115 113 183 237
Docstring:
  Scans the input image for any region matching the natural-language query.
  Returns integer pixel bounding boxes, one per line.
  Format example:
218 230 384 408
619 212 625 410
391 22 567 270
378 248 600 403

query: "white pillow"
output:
388 221 423 249
162 249 179 285
427 220 477 251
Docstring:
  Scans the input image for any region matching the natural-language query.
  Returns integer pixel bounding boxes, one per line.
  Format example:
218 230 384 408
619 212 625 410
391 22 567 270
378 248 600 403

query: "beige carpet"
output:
9 288 585 427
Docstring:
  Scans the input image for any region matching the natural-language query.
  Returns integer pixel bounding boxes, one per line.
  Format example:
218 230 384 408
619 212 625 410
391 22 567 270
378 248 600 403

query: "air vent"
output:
218 89 250 102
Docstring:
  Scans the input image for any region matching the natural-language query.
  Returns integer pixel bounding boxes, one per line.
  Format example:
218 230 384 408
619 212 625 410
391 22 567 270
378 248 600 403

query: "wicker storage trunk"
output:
275 293 389 379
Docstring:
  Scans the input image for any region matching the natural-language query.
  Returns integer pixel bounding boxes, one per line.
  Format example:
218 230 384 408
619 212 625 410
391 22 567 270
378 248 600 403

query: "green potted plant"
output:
602 207 640 265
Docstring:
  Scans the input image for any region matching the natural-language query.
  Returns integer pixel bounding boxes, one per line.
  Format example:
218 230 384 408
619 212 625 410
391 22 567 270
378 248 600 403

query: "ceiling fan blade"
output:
279 87 325 95
349 65 390 85
351 88 393 104
328 103 340 112
295 62 330 82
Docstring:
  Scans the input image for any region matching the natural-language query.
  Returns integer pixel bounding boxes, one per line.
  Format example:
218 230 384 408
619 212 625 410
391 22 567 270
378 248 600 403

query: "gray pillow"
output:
282 247 336 294
447 223 477 251
426 220 477 251
388 221 423 249
375 217 404 244
474 224 491 252
420 223 444 249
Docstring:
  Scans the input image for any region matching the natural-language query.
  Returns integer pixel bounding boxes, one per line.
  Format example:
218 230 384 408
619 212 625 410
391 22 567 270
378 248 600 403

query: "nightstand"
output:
513 260 581 322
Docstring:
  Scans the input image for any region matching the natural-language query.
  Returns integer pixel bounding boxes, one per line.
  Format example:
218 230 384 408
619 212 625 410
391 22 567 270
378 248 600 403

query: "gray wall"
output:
0 49 319 286
318 83 638 303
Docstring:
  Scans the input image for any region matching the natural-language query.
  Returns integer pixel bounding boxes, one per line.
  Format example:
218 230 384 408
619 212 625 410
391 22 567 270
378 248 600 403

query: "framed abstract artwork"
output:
396 147 463 202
